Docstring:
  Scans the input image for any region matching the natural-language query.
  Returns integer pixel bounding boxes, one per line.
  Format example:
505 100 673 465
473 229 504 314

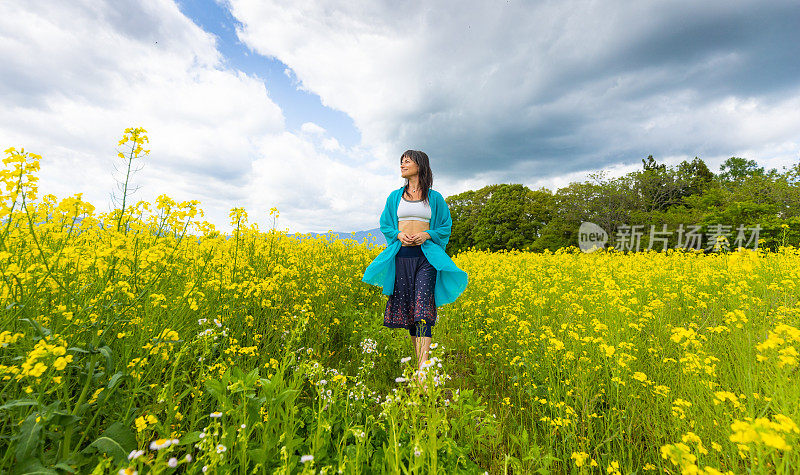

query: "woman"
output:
361 150 469 386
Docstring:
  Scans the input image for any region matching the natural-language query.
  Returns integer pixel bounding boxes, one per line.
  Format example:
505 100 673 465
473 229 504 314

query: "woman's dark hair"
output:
400 150 433 205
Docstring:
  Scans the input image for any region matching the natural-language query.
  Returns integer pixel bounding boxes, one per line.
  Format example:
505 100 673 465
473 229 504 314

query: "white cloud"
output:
246 131 399 234
321 137 343 152
0 0 392 234
6 0 799 237
227 0 800 190
300 122 326 135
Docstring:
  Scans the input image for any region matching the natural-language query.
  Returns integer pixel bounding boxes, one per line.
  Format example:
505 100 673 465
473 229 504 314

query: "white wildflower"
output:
149 438 172 450
128 449 144 460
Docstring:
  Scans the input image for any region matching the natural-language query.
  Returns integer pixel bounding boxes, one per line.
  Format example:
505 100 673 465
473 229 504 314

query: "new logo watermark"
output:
578 222 762 253
578 222 608 253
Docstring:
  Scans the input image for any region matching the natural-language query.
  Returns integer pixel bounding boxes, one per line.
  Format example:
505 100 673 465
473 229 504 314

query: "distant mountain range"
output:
10 215 387 249
288 227 385 248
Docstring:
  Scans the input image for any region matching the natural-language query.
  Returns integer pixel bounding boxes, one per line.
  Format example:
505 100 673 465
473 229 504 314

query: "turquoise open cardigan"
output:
361 186 468 306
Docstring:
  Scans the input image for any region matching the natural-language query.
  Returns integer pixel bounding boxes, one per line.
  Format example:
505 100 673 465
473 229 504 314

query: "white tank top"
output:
397 195 431 223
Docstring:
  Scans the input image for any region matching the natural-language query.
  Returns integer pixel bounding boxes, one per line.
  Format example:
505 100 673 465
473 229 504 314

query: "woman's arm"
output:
424 193 451 250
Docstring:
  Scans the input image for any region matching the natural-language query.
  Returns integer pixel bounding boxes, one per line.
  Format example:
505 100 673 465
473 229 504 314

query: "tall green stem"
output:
62 351 98 459
116 136 136 234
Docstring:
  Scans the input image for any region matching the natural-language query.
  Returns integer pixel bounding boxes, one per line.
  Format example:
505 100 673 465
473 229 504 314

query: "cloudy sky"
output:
2 1 799 235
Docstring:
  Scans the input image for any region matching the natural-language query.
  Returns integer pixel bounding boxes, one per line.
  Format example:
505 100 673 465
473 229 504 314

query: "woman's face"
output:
400 156 418 178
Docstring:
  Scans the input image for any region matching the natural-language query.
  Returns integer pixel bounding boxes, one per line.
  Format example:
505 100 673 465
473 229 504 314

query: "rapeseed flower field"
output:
1 134 798 473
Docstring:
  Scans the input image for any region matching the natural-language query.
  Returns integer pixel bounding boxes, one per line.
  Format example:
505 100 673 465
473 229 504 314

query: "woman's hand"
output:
397 231 416 245
411 232 430 245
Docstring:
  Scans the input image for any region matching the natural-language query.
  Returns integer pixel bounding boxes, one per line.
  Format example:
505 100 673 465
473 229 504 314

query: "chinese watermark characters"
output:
578 222 761 253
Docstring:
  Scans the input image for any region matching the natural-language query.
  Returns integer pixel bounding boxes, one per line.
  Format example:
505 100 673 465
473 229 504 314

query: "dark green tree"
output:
446 185 502 254
677 156 715 198
444 153 800 253
533 180 600 251
447 184 553 253
635 155 685 212
472 184 547 252
642 154 665 172
719 157 764 184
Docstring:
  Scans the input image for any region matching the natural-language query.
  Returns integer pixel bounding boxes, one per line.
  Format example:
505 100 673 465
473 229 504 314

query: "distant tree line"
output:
444 156 800 254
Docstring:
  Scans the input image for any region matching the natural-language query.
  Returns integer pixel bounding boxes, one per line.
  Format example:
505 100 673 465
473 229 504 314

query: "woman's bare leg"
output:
410 335 420 378
416 336 431 384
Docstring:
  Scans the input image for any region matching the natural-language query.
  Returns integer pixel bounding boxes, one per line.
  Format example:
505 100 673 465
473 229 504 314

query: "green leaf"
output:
107 371 124 390
98 346 113 370
205 378 227 400
179 431 202 446
82 422 136 463
273 388 299 406
39 401 80 428
244 367 260 387
11 457 58 475
14 413 42 462
86 437 127 463
52 462 77 473
19 318 50 339
48 410 81 428
248 448 267 464
0 399 38 411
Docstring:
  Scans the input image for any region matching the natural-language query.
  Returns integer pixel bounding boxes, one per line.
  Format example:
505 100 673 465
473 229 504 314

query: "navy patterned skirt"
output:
383 244 437 331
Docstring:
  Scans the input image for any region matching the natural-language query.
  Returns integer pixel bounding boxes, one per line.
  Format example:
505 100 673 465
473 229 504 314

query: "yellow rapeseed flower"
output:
570 451 589 467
